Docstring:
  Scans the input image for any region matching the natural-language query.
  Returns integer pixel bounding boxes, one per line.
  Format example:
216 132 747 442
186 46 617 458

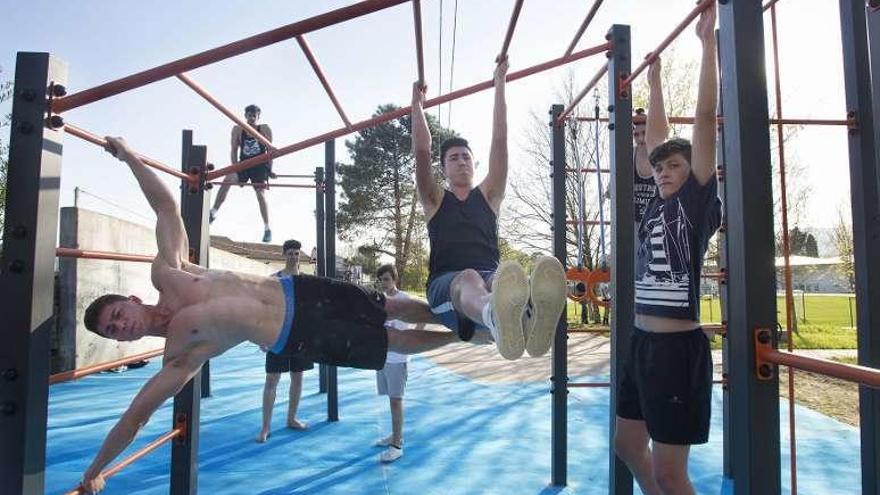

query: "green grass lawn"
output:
566 294 858 349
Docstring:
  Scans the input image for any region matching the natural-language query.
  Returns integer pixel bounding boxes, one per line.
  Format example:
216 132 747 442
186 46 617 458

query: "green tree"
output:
337 104 457 283
0 66 13 236
779 226 819 257
832 207 855 292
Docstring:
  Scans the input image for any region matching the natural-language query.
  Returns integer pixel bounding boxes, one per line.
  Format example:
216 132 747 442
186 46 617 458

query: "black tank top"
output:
240 126 268 161
427 188 499 283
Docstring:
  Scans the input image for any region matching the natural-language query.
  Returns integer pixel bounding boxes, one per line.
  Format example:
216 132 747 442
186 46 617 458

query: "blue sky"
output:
1 0 851 254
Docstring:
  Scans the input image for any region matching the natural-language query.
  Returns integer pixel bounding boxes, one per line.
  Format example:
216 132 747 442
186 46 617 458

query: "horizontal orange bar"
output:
56 247 154 264
576 115 852 126
66 428 184 495
761 349 880 389
49 349 164 385
209 181 317 189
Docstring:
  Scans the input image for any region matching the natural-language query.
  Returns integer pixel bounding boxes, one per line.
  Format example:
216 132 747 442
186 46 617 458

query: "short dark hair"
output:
245 104 261 114
439 137 472 165
633 108 647 125
84 294 128 336
649 137 692 167
282 239 301 253
376 264 398 281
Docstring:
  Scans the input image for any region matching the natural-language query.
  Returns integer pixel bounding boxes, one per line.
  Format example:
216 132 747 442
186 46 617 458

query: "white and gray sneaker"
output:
485 261 530 360
380 445 403 463
524 255 567 357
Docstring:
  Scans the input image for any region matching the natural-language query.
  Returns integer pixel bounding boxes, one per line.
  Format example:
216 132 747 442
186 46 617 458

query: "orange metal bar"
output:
769 4 798 490
759 349 880 389
66 428 184 495
564 0 605 58
56 247 154 264
63 124 193 181
207 41 612 180
176 73 275 150
209 181 317 189
558 61 608 123
621 0 714 88
576 115 852 126
569 379 725 388
763 0 783 12
412 0 426 84
274 173 317 178
565 167 610 173
498 0 526 61
49 349 164 385
51 0 411 113
295 35 353 128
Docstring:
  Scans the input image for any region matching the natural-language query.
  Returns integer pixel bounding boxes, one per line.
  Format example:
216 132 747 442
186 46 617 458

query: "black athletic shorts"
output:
265 351 315 374
277 275 389 371
237 162 271 184
617 326 713 445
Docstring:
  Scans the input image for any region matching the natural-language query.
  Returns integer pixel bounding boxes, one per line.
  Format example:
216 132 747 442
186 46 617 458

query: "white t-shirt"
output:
384 290 411 364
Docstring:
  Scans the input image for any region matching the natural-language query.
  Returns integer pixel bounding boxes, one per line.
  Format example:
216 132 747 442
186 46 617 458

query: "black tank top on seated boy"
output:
427 188 500 284
635 172 721 321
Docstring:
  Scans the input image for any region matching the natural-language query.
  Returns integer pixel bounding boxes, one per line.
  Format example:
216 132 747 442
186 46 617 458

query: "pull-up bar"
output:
499 0 526 62
206 40 612 181
51 0 411 114
412 0 425 84
176 73 276 150
576 115 854 127
564 0 604 58
296 35 353 128
557 61 608 123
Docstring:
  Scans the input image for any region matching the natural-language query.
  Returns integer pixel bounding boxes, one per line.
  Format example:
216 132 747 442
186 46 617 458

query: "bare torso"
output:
153 263 287 359
635 314 701 333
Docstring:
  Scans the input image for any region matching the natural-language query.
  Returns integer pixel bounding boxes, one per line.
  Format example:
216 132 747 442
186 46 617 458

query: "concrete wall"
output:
56 207 278 372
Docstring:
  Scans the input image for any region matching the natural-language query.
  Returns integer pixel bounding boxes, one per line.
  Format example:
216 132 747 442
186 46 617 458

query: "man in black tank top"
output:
410 58 567 361
208 104 276 243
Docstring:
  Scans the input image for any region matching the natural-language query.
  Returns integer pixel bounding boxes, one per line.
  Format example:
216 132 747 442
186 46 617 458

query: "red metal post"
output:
296 35 353 128
207 41 612 180
51 0 411 113
176 73 275 150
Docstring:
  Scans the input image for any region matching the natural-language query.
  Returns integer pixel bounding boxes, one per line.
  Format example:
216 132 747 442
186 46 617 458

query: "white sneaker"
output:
380 445 403 463
374 435 395 447
524 256 567 357
489 261 529 360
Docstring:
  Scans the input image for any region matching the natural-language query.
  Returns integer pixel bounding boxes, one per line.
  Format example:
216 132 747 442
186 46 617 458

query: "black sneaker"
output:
456 314 476 342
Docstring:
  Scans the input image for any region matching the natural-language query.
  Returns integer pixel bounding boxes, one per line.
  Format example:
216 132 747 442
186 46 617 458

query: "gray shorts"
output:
376 362 408 398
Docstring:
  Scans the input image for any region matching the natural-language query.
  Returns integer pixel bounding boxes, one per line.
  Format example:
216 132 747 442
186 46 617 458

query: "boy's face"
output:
378 272 397 292
632 123 646 145
652 152 691 199
245 110 260 125
96 297 149 341
284 248 300 270
442 146 474 188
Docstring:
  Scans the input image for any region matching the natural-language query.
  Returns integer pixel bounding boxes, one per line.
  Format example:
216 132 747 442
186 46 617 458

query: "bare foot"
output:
256 430 271 443
287 419 308 430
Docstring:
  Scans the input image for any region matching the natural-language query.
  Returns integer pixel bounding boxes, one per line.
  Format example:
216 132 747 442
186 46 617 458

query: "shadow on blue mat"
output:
46 343 860 494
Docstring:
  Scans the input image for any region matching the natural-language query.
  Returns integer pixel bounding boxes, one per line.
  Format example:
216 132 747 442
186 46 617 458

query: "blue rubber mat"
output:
46 343 861 494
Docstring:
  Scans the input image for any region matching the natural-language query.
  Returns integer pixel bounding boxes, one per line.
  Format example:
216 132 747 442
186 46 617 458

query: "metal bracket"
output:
754 327 776 381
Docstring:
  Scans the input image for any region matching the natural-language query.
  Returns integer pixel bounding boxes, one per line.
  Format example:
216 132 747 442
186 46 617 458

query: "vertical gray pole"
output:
170 130 205 495
606 24 635 495
839 2 880 492
0 51 66 495
718 1 780 493
315 167 328 394
325 140 339 421
550 104 568 486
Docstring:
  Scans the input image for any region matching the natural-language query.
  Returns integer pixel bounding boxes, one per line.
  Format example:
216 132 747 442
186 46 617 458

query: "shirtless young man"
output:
77 137 456 493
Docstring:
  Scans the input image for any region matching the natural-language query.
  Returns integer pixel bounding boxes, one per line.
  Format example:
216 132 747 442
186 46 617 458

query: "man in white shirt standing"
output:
374 264 421 463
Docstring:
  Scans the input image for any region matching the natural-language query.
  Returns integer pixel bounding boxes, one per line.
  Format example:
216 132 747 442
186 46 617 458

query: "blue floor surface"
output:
46 343 861 494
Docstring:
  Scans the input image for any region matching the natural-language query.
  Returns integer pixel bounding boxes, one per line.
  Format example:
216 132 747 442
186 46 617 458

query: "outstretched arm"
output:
691 4 718 185
104 137 188 269
478 57 509 213
645 58 670 153
412 82 443 219
229 127 240 165
79 348 209 493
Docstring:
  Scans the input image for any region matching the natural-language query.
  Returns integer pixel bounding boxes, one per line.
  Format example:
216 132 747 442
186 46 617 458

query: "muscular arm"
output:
478 58 509 213
412 82 442 219
80 347 210 489
104 137 187 269
691 6 718 186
